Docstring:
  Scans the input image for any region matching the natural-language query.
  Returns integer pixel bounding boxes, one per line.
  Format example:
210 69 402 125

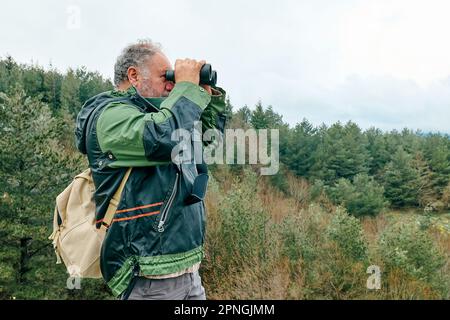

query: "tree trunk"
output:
19 237 32 284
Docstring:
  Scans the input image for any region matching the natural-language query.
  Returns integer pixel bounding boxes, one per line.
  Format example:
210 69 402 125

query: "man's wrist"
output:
211 87 221 96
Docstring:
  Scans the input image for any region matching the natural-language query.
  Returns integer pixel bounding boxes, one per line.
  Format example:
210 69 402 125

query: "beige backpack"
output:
49 168 131 278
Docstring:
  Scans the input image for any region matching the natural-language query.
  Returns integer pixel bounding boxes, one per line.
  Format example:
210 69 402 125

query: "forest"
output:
0 57 449 299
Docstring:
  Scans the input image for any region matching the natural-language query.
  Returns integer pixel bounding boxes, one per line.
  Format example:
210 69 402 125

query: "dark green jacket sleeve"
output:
96 82 211 167
200 86 227 146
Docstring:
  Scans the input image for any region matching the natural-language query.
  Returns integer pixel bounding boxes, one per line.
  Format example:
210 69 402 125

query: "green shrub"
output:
327 174 388 217
217 170 271 265
326 208 369 262
280 212 318 265
278 206 370 299
378 222 447 295
203 168 281 299
442 183 450 209
309 179 325 201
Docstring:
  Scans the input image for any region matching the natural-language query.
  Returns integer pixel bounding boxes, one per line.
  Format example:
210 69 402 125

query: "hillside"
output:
0 58 448 299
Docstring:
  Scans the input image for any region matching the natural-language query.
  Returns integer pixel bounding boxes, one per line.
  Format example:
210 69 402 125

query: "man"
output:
75 39 226 300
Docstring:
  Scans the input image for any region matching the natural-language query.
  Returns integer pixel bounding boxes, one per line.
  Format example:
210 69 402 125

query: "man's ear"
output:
127 66 139 86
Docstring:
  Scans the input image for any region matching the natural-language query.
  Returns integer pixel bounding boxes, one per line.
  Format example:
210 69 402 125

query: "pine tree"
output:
42 66 63 113
235 105 251 125
225 97 233 122
250 100 267 129
0 88 93 299
60 68 81 118
0 56 21 93
412 152 435 207
327 174 387 217
310 121 370 184
427 140 450 197
382 147 420 207
283 119 318 177
365 127 391 177
77 68 113 108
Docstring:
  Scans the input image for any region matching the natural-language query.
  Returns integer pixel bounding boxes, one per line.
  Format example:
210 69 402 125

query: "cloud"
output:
274 75 450 134
0 0 449 133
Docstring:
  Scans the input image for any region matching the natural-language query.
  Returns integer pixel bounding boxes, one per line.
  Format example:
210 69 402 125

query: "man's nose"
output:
165 81 174 92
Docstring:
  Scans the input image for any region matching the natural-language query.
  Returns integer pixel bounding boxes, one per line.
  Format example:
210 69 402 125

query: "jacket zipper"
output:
157 173 179 232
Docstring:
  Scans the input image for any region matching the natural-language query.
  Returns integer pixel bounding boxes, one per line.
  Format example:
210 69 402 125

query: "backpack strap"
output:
100 167 132 231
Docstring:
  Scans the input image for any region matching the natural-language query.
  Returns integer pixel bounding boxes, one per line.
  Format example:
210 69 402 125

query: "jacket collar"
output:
112 86 163 112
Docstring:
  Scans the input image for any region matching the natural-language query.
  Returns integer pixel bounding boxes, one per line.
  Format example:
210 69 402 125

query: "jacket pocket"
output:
185 173 209 205
182 163 209 205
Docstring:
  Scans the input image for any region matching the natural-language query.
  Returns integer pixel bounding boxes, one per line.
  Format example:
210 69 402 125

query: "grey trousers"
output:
124 271 206 300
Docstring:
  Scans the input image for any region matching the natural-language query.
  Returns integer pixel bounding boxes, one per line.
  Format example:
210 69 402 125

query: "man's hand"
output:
174 58 206 85
200 84 212 95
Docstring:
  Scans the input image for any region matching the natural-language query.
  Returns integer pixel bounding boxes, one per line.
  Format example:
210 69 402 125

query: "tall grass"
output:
202 166 450 299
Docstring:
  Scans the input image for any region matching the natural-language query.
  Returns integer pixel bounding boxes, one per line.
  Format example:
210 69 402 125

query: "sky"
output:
1 0 449 133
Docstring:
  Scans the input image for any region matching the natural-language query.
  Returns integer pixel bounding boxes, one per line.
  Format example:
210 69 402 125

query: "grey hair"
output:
113 39 162 86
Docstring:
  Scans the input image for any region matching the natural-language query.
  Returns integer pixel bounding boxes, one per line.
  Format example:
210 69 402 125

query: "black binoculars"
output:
165 63 217 86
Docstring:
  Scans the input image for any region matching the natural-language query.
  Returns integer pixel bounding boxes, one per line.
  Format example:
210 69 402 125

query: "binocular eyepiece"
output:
165 63 217 86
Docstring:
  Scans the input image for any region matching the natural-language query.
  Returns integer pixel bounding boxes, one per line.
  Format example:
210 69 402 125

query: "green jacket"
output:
75 82 226 297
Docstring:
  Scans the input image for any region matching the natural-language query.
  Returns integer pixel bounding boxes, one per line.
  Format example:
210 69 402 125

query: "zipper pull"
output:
156 173 179 233
133 263 140 277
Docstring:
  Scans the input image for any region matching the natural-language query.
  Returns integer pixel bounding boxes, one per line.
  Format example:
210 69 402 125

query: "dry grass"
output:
361 215 388 244
203 168 450 300
382 269 442 299
259 180 300 223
